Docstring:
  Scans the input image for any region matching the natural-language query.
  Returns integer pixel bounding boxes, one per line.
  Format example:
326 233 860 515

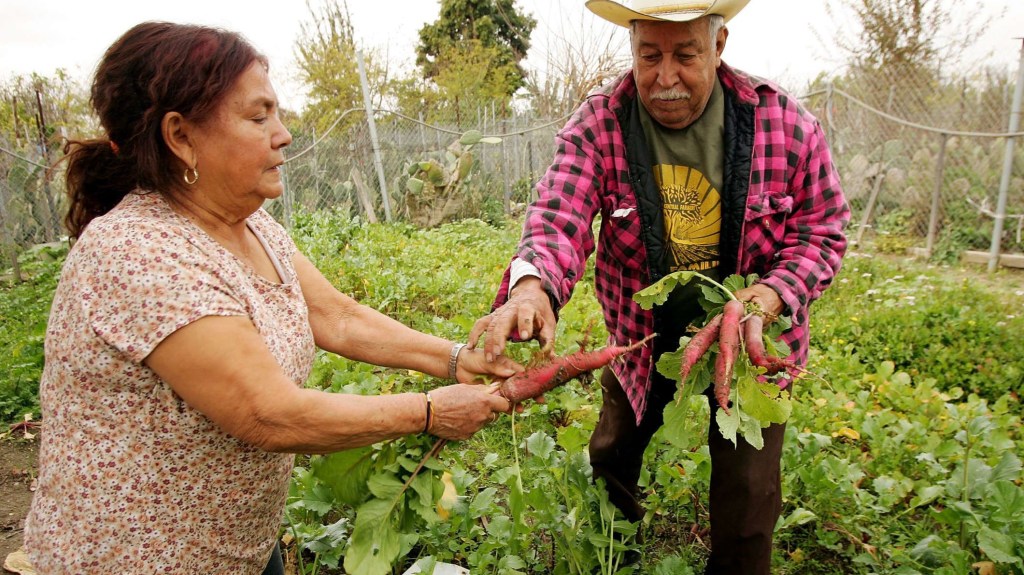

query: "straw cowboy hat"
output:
585 0 751 27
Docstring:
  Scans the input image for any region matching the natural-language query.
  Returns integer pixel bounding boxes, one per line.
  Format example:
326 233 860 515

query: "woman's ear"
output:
161 111 195 167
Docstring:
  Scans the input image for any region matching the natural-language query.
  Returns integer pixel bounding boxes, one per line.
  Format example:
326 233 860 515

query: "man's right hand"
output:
468 277 557 362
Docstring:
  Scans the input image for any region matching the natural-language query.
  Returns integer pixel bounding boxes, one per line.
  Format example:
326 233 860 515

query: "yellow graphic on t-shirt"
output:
653 164 721 271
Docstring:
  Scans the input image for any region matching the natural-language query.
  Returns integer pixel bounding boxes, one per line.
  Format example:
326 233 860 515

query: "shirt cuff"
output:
509 258 541 291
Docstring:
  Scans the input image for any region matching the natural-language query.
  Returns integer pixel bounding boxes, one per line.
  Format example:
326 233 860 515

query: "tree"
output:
1 71 91 148
416 0 536 102
823 0 997 127
521 11 629 118
291 0 395 219
418 39 520 125
828 0 940 72
823 0 997 84
294 0 390 133
1 71 91 249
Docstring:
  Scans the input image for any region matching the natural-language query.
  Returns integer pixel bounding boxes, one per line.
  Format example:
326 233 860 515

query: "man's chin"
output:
651 112 693 129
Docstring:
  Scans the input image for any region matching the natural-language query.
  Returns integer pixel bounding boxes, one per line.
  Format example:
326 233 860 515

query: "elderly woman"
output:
23 21 519 575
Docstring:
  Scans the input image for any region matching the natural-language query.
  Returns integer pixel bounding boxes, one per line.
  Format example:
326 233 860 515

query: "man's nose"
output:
656 60 680 88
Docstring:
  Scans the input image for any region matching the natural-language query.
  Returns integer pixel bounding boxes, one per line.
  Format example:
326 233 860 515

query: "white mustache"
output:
651 89 691 101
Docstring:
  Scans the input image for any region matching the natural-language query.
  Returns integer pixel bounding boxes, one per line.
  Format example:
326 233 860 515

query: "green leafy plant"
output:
634 272 794 448
812 255 1024 402
775 359 1024 574
8 213 1024 574
0 247 63 424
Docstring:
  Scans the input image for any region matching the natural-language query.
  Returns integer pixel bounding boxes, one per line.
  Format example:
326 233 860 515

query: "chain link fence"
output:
3 60 1023 274
268 105 566 229
803 59 1024 264
0 139 67 277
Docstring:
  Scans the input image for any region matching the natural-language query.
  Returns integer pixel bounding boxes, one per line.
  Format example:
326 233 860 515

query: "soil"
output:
0 434 37 566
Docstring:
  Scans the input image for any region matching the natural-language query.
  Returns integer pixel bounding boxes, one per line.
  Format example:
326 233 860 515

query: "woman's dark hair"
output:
64 21 267 238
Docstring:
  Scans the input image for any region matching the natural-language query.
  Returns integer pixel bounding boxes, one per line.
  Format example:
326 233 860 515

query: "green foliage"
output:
286 434 442 575
1 71 90 250
872 208 918 255
416 0 536 97
284 220 1024 574
775 361 1023 574
6 213 1024 574
635 271 794 448
0 246 63 424
289 211 522 335
396 37 522 126
286 214 635 573
812 254 1024 401
294 0 388 133
432 39 522 124
931 223 991 264
411 430 641 575
0 70 92 141
405 0 537 125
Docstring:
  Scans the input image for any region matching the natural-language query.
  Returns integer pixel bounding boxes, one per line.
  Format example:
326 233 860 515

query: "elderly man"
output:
470 0 849 572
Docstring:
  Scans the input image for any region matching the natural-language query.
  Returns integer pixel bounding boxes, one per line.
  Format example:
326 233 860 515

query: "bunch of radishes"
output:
679 298 797 415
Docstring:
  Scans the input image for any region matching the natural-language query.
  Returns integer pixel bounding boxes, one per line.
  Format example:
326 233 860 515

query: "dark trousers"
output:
261 542 284 575
589 367 786 575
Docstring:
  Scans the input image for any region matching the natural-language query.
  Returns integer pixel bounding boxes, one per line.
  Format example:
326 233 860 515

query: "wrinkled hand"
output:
427 383 513 441
468 277 557 362
455 346 522 384
734 283 785 323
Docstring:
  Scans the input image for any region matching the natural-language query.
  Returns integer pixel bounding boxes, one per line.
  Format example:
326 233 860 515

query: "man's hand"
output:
734 283 785 323
468 277 557 362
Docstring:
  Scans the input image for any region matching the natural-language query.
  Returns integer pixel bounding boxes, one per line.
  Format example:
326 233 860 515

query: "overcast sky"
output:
2 0 1022 111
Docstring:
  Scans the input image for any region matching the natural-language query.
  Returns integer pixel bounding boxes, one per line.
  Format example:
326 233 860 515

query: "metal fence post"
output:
357 51 392 222
925 133 949 256
33 89 60 242
418 112 427 152
280 161 293 229
501 118 511 215
0 180 22 282
988 39 1024 272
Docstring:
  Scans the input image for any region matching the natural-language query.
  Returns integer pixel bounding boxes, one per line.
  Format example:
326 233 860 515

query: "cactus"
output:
404 130 501 228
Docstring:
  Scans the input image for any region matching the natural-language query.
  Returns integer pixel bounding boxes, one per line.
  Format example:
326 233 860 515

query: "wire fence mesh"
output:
3 61 1023 274
802 62 1024 263
268 106 567 229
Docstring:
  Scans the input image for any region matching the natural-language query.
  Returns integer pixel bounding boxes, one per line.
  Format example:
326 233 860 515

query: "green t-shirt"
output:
638 77 725 274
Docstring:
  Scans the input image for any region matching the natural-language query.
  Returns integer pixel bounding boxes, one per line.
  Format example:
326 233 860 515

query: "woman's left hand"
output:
454 346 522 384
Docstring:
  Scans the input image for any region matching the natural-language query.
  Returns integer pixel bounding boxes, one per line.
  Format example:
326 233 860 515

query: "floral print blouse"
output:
25 192 316 574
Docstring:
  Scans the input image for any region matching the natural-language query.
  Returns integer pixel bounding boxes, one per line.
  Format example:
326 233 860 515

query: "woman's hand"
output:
427 383 512 441
454 346 522 384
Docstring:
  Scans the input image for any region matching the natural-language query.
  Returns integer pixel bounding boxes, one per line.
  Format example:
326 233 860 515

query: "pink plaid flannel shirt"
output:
494 63 849 423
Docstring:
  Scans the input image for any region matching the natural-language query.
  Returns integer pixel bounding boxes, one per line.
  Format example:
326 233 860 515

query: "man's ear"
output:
716 26 729 64
162 111 195 167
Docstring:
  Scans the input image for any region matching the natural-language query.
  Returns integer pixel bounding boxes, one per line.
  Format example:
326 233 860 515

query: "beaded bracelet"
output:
423 392 434 434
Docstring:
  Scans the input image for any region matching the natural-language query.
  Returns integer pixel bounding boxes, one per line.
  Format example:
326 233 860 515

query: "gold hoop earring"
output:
184 167 199 185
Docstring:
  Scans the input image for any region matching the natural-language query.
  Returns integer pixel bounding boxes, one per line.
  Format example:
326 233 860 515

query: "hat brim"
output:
585 0 749 27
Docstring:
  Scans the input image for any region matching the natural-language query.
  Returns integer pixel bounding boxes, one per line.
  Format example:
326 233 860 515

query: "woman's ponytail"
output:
63 138 136 238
